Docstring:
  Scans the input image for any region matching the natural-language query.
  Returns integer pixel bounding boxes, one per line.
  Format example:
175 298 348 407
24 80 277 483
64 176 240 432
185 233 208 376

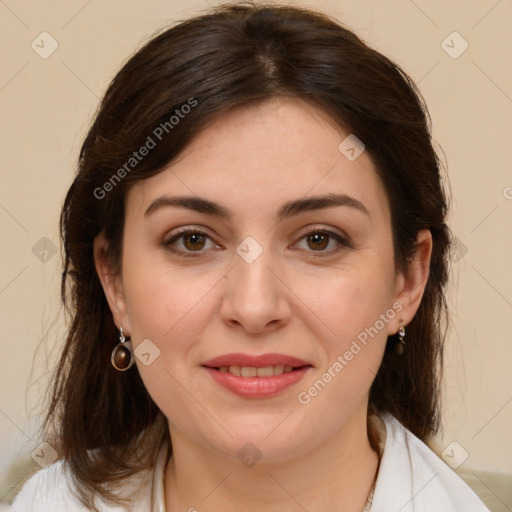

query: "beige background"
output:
1 0 511 502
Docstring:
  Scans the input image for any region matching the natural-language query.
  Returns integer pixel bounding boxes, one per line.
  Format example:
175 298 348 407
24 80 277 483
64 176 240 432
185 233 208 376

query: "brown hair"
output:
46 2 451 508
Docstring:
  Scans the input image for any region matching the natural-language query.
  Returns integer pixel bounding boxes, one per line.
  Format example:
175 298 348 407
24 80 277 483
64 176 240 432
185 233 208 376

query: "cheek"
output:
121 239 221 338
120 261 220 422
296 256 396 396
120 246 228 397
295 274 392 419
301 257 396 342
123 275 223 384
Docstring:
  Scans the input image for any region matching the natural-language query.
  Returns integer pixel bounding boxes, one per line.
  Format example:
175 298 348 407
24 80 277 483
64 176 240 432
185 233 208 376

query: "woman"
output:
11 3 490 511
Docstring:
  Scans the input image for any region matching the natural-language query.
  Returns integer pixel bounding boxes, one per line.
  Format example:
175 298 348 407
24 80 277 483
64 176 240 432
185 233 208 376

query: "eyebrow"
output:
144 193 369 220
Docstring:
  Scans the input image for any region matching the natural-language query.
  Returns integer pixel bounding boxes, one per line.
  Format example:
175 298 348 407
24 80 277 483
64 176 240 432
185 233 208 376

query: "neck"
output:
164 406 379 512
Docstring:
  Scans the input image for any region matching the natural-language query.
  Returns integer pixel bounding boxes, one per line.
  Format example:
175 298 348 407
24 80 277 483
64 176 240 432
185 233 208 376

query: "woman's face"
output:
98 98 427 463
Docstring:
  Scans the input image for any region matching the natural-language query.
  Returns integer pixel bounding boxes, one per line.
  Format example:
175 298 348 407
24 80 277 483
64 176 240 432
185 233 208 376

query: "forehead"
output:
126 98 389 222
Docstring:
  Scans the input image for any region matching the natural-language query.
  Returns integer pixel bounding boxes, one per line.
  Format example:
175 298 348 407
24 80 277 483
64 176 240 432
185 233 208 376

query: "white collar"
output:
150 434 170 512
146 413 489 512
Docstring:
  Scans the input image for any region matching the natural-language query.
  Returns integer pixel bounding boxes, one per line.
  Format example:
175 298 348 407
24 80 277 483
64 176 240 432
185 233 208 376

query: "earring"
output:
396 321 406 355
111 327 135 371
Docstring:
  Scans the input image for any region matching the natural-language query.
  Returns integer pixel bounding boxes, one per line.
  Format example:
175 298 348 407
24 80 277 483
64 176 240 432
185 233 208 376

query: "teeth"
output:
217 365 298 377
241 366 257 377
273 365 285 376
228 365 241 376
256 366 274 377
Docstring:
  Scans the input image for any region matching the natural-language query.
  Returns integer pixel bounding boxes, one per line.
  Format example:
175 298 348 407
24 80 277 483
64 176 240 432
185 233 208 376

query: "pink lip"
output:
203 366 312 398
201 352 312 368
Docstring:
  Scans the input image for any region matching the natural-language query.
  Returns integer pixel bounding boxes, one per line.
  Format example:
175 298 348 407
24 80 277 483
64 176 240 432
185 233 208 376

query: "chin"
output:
206 423 315 464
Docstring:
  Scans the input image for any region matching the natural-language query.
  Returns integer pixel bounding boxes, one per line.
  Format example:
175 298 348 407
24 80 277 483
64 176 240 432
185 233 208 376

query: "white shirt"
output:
10 413 490 511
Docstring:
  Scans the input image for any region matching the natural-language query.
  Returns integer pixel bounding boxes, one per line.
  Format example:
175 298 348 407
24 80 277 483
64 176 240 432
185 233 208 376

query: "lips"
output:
201 353 313 398
201 353 312 369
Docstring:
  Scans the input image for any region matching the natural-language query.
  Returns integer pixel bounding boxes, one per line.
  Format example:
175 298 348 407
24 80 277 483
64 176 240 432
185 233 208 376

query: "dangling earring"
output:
111 327 135 371
396 321 406 355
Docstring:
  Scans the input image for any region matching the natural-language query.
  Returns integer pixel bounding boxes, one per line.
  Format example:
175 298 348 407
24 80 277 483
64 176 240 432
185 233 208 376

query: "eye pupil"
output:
184 233 205 251
307 232 329 250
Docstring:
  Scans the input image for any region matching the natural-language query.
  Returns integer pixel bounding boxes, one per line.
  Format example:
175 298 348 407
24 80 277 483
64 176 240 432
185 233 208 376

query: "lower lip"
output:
203 366 312 398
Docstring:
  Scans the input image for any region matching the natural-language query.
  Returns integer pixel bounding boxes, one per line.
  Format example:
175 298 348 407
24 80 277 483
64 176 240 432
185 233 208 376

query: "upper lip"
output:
202 353 312 368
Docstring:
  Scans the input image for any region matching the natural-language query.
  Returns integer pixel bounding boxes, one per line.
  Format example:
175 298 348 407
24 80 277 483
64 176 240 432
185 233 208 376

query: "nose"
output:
220 248 292 334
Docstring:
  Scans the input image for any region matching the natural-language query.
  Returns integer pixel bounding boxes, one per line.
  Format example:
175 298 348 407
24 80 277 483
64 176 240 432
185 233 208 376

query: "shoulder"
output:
9 459 152 512
371 413 491 512
10 461 89 512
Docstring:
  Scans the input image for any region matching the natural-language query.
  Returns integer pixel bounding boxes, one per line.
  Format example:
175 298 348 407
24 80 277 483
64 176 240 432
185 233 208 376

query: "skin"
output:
95 98 432 511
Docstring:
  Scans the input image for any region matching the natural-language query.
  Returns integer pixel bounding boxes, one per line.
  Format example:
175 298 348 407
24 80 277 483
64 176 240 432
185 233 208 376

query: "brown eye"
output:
293 229 350 255
164 229 219 257
306 232 329 251
182 232 206 251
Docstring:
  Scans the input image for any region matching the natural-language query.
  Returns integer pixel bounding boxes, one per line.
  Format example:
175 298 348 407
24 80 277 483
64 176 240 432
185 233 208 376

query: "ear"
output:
93 231 131 333
389 229 432 334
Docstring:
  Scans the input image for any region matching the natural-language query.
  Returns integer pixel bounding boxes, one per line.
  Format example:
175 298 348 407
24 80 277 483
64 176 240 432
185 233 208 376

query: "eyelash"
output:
163 227 351 258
